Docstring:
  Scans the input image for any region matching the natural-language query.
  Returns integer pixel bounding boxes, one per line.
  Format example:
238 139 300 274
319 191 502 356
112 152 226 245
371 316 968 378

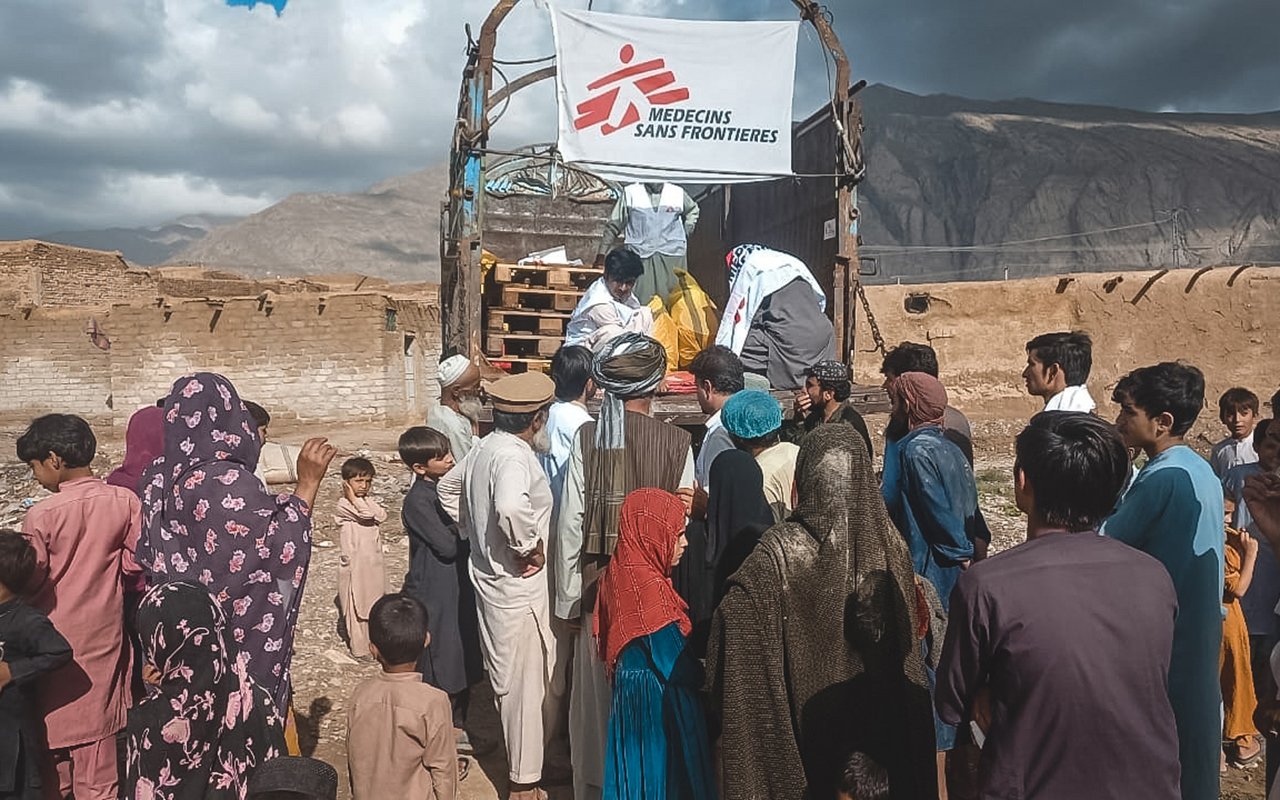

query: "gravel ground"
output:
0 418 1264 799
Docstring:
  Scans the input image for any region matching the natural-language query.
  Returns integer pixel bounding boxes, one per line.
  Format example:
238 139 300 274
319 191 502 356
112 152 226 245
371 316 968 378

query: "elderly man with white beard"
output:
429 353 483 462
440 371 560 800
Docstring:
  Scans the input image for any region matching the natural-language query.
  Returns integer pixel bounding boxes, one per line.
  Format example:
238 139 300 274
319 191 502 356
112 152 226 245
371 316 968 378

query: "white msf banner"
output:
549 7 799 183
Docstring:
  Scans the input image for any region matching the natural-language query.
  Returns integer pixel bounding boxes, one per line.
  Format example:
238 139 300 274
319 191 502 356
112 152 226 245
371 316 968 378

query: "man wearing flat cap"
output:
553 332 695 800
786 359 874 457
428 354 482 462
442 371 559 800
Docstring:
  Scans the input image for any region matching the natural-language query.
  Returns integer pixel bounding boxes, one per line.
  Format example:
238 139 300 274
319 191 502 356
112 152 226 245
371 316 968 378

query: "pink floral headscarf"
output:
124 581 285 800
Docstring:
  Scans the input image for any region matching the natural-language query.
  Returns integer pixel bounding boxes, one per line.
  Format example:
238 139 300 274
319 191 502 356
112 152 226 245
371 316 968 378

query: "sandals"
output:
458 757 471 782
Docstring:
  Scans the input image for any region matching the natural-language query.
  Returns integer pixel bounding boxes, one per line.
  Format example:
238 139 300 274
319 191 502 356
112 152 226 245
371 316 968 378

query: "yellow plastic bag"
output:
647 296 680 374
667 269 719 368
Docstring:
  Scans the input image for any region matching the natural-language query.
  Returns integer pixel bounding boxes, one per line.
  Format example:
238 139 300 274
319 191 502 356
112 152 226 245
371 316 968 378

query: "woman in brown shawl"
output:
706 424 936 800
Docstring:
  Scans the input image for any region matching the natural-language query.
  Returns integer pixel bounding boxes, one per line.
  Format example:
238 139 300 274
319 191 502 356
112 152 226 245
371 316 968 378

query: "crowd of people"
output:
5 319 1280 800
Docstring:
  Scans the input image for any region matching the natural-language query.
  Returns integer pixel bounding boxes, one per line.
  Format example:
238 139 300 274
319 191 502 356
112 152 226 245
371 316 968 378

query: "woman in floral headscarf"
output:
124 581 285 800
138 373 336 733
714 244 835 390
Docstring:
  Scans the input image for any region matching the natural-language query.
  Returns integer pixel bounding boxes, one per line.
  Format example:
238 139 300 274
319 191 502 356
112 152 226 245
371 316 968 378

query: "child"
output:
16 413 141 799
596 489 714 800
0 530 72 800
1222 496 1262 767
346 594 457 800
398 427 483 745
1212 388 1260 478
248 757 338 800
836 751 890 800
1104 362 1224 799
336 457 388 657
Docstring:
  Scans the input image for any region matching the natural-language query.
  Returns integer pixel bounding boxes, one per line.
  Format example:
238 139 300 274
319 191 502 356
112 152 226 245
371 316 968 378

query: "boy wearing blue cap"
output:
721 390 799 519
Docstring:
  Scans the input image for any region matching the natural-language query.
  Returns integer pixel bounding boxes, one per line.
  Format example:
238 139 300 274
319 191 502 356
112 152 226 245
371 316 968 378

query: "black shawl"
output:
706 425 936 800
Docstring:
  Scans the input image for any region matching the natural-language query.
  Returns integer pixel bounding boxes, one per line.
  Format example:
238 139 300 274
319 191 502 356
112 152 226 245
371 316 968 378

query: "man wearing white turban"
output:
428 354 482 462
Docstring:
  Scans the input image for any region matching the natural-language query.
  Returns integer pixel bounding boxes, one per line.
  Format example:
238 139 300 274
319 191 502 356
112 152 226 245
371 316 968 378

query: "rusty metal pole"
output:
791 0 863 367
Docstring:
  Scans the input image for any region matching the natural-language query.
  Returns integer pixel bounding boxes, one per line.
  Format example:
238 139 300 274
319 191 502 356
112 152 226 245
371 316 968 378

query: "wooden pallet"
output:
500 284 581 312
493 262 599 291
488 356 552 375
486 308 571 336
485 332 562 359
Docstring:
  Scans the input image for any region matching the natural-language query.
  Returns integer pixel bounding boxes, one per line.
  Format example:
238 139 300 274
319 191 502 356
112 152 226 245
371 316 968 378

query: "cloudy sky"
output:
0 0 1275 237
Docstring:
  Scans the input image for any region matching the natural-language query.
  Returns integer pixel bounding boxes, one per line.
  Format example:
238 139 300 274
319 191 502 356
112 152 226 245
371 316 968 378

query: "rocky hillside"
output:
856 85 1280 282
171 166 448 282
151 87 1280 284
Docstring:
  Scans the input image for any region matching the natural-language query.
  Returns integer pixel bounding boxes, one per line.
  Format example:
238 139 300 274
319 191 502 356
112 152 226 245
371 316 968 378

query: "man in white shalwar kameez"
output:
564 249 653 351
428 354 482 461
444 371 558 800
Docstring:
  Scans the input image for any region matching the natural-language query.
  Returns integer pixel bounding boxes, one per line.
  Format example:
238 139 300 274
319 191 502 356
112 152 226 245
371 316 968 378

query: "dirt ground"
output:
0 413 1265 799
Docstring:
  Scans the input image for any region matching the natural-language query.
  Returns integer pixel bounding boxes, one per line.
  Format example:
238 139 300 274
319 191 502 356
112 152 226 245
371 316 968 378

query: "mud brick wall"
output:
0 290 441 430
854 266 1280 436
0 240 155 307
0 308 114 424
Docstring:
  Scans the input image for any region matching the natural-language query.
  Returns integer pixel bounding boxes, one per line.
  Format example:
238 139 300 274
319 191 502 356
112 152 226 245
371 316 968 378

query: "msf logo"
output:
573 44 690 135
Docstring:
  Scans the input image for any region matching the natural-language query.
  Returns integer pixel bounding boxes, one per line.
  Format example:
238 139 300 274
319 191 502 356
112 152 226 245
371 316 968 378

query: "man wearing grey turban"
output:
553 333 696 800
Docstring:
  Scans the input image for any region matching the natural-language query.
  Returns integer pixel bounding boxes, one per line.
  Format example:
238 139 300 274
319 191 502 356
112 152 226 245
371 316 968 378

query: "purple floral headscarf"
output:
138 373 312 711
125 581 285 800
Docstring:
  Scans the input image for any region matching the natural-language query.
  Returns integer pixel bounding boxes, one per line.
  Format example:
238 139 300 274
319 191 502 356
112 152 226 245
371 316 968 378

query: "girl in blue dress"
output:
593 488 716 800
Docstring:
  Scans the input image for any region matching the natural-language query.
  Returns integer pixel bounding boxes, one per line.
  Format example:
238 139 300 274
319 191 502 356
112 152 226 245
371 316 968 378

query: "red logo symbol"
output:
573 44 691 135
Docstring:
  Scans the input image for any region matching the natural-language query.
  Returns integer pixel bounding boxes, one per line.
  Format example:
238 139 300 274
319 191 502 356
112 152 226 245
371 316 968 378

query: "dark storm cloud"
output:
0 1 167 104
0 0 1273 240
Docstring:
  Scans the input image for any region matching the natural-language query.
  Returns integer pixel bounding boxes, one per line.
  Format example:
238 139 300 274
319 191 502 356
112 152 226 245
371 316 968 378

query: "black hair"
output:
729 430 782 452
1272 389 1280 419
368 594 429 665
1219 387 1260 416
807 365 852 403
1026 331 1093 386
0 530 36 594
1112 362 1205 437
837 752 889 800
16 414 96 468
688 345 745 395
551 345 594 402
493 407 544 434
880 342 939 378
243 400 271 431
603 248 644 283
1256 418 1273 442
1015 412 1131 532
340 457 375 481
398 426 451 467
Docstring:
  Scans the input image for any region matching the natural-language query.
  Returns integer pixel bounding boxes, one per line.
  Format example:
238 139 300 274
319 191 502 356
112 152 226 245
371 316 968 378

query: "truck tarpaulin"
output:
548 7 798 183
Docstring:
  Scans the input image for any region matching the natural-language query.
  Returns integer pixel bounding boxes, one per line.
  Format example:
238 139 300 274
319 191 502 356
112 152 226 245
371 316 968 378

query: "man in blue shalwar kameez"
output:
1104 362 1224 800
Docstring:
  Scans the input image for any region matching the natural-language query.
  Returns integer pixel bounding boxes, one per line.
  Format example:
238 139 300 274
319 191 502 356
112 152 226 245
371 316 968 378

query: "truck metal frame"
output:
439 0 869 372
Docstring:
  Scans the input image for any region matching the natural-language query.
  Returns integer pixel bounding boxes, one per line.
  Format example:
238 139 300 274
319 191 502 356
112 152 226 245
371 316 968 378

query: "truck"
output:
438 0 889 418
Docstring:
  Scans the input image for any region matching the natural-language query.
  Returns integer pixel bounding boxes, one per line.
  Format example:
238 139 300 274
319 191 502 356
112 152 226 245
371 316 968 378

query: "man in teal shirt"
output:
1104 362 1223 800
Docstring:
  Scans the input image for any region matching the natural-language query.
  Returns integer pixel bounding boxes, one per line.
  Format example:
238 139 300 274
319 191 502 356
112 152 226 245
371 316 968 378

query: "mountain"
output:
855 85 1280 282
149 86 1280 284
38 215 240 266
171 166 449 282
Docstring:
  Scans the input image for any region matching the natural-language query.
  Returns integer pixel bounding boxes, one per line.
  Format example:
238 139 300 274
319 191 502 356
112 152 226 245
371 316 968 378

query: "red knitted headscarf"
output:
890 372 948 430
593 489 691 674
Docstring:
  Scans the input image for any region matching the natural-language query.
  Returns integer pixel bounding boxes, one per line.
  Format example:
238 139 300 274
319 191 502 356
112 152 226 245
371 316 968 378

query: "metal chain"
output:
856 281 887 355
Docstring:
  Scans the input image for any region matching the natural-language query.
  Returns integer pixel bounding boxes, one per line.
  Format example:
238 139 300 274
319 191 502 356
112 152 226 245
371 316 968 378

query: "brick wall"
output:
0 240 155 307
0 308 114 424
0 289 441 430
